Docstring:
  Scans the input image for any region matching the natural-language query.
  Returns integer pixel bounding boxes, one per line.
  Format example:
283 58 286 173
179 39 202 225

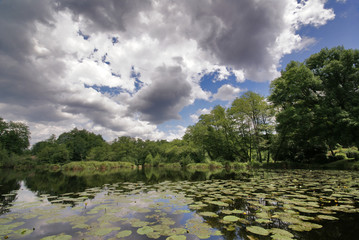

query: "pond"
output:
0 168 359 240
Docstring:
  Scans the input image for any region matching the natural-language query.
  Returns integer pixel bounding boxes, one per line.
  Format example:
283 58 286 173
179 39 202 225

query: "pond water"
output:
1 168 359 240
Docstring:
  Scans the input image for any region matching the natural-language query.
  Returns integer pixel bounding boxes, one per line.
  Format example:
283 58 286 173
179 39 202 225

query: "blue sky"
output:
0 0 358 144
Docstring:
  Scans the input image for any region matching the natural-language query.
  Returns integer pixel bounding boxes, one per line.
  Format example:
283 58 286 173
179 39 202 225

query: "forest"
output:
1 47 359 169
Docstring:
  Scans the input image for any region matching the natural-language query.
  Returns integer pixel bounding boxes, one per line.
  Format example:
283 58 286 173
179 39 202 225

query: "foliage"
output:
270 47 359 163
0 118 30 155
185 92 274 163
57 128 105 161
62 161 134 171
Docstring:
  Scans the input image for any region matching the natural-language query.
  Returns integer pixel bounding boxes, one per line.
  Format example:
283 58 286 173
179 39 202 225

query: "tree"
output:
269 47 359 162
306 47 359 150
57 128 105 161
229 91 274 162
270 61 324 162
186 106 237 162
0 118 30 155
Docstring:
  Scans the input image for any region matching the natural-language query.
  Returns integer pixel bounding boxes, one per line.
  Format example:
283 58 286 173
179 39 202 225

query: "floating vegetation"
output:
0 169 359 239
246 226 270 236
223 215 240 222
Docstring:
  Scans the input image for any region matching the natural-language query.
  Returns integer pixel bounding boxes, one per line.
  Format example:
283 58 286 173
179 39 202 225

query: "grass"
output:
186 161 223 170
157 162 182 168
62 161 135 171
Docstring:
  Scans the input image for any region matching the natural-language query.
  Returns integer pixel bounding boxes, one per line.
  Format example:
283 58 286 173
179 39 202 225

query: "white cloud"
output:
213 84 242 102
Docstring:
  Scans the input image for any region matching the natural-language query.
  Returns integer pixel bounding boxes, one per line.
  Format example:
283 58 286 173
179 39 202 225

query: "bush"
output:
345 147 359 160
335 153 347 161
62 161 135 171
180 155 194 166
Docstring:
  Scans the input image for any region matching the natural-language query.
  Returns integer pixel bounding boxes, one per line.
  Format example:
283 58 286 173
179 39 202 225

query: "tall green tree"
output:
306 47 359 150
270 46 359 162
186 105 236 162
57 128 105 161
229 91 274 162
0 118 30 155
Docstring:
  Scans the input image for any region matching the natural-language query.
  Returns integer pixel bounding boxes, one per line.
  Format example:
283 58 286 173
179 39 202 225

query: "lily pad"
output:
116 230 132 238
317 215 339 220
137 226 154 235
271 233 294 240
199 212 219 217
223 215 240 222
13 228 34 236
146 231 161 239
166 235 186 240
41 234 72 240
246 226 270 236
269 228 294 238
93 227 121 236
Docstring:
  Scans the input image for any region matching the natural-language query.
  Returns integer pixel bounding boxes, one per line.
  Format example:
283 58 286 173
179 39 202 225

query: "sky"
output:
0 0 358 145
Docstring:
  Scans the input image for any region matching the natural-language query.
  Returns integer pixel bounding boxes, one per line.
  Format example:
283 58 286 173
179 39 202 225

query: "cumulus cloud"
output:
0 0 337 143
212 84 243 102
129 65 192 124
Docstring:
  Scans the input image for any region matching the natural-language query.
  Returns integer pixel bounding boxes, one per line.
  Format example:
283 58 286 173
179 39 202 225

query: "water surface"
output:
1 168 358 239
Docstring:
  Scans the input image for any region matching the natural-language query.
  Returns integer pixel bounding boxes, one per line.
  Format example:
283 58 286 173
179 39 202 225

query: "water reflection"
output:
0 168 359 240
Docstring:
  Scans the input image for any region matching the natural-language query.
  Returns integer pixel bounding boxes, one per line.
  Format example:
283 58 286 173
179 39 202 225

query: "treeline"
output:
31 129 199 166
1 46 359 168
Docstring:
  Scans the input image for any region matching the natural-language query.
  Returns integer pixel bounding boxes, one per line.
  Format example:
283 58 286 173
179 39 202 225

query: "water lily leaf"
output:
255 218 272 224
137 226 154 235
256 211 270 219
130 220 149 228
0 218 13 224
167 228 187 235
208 200 229 207
297 215 315 221
246 226 270 236
232 209 245 214
116 230 132 238
269 228 294 238
173 209 191 214
72 223 89 229
224 225 236 231
40 234 72 240
221 209 233 215
166 235 186 240
271 233 294 240
93 227 121 236
223 215 240 222
199 212 219 217
317 215 339 220
146 231 161 239
288 224 310 232
1 222 25 230
13 228 33 236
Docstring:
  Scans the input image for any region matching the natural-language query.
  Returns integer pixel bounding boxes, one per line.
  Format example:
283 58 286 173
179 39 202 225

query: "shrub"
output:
180 155 194 166
345 147 359 160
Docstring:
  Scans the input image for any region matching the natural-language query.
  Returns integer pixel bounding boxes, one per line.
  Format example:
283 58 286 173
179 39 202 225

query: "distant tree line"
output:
1 46 358 167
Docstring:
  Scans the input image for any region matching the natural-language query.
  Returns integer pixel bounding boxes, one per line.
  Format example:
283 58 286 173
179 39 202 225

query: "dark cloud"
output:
0 0 55 61
0 0 68 123
176 0 286 80
129 66 192 124
56 0 152 33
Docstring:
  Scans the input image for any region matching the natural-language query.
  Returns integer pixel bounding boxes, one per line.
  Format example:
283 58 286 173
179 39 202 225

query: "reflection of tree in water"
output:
0 169 21 214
